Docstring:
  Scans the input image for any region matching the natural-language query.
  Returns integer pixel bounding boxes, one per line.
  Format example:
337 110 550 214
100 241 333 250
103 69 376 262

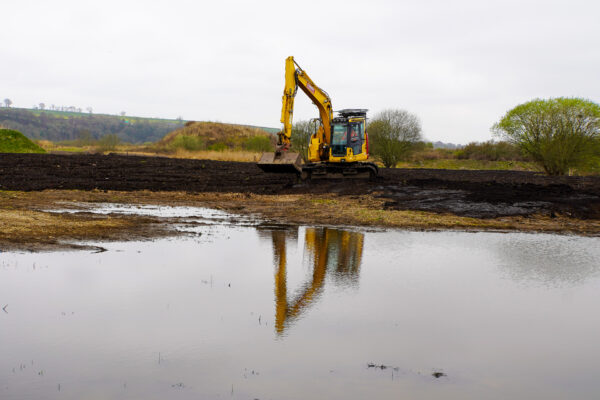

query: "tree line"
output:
292 97 600 175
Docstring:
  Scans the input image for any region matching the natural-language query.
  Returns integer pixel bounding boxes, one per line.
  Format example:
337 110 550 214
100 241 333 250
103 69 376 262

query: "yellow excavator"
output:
258 56 378 179
268 227 364 335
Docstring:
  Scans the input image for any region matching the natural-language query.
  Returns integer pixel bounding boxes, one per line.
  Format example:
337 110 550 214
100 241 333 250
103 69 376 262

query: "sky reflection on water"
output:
1 225 599 400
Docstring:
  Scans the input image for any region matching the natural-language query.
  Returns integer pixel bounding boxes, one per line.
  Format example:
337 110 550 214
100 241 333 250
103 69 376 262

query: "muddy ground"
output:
1 153 599 220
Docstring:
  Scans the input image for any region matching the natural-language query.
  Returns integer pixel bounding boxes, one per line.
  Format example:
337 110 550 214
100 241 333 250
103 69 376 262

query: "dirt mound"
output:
0 154 599 219
160 121 273 145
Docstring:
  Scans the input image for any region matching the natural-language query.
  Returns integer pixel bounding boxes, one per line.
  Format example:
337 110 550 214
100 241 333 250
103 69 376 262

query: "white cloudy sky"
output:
2 0 599 143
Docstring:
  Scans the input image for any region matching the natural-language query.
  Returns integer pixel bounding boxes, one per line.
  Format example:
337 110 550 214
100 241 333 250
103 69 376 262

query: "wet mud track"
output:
1 153 599 219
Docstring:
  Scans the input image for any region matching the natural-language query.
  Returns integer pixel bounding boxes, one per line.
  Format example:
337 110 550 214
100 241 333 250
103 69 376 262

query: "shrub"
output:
368 109 422 168
493 97 600 175
169 135 205 151
96 134 121 152
410 148 453 161
242 135 274 152
455 141 527 161
207 142 228 152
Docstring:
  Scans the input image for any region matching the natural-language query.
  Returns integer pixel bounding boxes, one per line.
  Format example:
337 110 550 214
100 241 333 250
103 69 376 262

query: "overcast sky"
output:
2 0 599 143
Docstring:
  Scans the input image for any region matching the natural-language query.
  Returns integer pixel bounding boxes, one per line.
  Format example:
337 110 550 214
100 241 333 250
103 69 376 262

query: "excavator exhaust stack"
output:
257 151 303 173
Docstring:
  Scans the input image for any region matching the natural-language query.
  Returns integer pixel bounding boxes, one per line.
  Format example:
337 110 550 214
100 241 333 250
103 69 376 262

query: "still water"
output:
1 211 600 399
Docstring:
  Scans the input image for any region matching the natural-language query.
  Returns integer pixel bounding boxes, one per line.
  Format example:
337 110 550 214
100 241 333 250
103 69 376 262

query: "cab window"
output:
349 123 363 142
332 124 347 145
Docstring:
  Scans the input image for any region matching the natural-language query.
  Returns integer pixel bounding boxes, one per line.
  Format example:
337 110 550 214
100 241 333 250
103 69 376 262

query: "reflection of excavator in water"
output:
267 227 364 335
258 56 378 179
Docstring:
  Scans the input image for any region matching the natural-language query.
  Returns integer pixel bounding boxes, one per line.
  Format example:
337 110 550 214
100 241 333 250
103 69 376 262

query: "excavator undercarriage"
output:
301 161 378 180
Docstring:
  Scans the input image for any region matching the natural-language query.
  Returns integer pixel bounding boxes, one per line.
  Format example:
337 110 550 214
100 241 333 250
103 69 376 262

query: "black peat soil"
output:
1 153 599 219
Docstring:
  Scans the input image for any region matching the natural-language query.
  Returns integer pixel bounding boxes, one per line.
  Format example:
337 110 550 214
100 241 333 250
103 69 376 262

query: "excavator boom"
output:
259 56 323 173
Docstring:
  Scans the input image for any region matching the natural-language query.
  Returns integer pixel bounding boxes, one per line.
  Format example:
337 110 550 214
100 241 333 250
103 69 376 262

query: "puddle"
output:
49 202 254 222
46 202 260 236
1 224 600 399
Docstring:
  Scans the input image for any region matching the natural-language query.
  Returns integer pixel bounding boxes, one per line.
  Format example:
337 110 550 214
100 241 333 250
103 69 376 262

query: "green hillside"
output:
0 129 46 153
0 108 184 143
0 108 279 144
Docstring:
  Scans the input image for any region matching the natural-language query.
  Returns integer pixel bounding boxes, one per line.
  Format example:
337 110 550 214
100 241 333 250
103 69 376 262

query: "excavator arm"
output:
258 57 333 173
278 56 333 150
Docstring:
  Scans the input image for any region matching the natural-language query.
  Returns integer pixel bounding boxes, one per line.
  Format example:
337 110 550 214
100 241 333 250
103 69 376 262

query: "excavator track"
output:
301 162 378 180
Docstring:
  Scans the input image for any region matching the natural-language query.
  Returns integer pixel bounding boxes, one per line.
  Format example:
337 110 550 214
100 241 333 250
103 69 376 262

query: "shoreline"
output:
2 190 599 252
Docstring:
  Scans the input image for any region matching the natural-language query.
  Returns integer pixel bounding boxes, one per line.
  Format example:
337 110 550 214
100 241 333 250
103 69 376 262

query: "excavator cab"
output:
330 109 368 159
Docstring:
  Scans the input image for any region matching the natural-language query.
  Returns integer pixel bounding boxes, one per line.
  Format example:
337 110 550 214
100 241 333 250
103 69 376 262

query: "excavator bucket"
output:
257 152 303 173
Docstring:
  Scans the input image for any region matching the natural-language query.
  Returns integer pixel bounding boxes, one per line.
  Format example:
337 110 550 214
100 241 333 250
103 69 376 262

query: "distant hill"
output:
432 141 462 149
0 108 184 143
0 108 279 144
0 128 46 153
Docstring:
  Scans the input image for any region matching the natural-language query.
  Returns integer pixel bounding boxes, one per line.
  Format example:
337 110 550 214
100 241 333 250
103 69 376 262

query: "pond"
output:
1 208 600 399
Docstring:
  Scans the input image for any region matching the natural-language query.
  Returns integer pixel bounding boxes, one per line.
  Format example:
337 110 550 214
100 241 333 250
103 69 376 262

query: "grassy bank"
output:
2 190 598 251
395 159 540 171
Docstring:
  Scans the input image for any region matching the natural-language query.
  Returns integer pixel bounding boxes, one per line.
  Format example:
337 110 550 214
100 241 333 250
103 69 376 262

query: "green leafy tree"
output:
493 97 600 175
368 109 422 168
290 120 315 162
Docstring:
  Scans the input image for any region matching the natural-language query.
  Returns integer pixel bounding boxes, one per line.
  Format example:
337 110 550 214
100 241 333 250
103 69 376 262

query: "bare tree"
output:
4 98 12 108
39 103 45 110
86 107 93 114
367 109 422 167
290 120 316 162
